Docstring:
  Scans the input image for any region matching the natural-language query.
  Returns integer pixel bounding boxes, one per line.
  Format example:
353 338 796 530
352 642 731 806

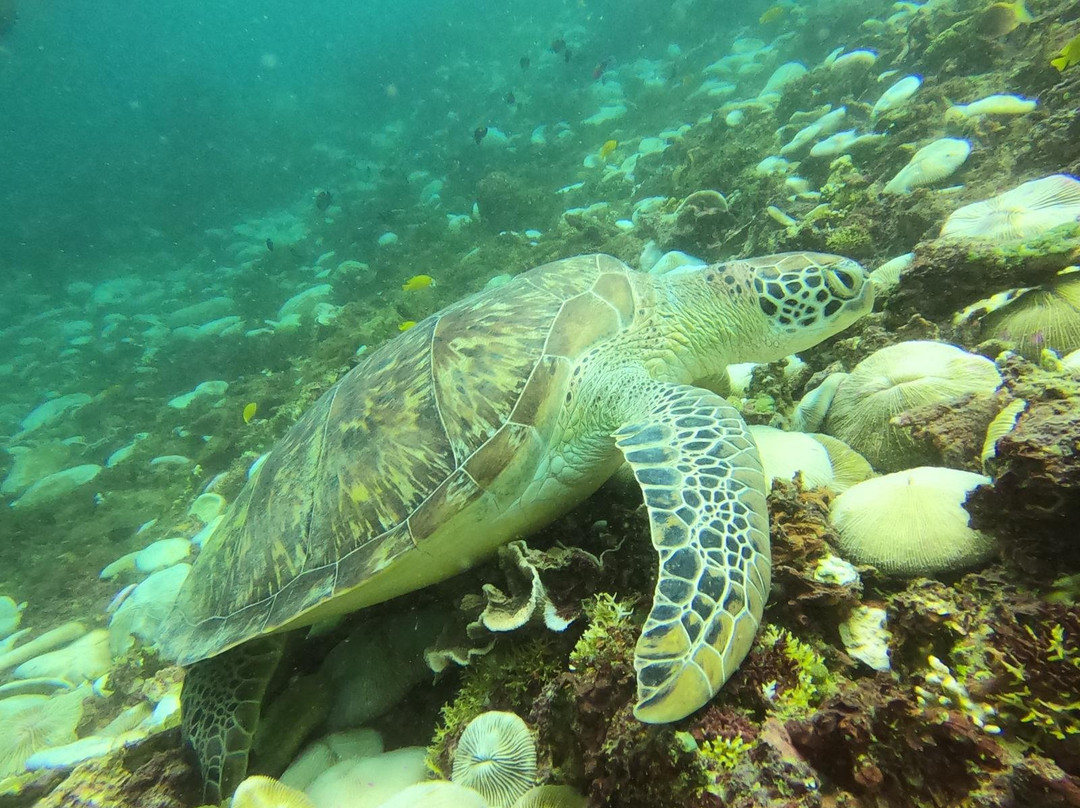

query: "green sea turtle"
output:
160 252 872 800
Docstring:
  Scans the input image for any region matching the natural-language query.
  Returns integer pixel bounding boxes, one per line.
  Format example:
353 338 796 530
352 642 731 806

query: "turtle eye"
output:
826 266 863 299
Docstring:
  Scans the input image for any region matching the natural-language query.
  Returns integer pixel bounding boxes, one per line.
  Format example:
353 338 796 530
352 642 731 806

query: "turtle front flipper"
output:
181 635 285 803
615 383 770 723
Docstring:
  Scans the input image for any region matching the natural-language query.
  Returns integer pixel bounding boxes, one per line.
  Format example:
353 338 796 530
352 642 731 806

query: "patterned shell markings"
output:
167 255 638 663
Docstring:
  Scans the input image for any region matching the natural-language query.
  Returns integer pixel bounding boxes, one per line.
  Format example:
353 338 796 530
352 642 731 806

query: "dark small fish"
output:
314 189 333 211
520 56 530 70
593 58 612 80
564 49 572 63
265 238 274 252
550 37 566 54
505 91 516 105
473 126 488 145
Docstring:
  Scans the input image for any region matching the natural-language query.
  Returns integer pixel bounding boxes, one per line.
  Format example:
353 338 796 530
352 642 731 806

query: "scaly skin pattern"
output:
165 253 872 799
549 253 873 721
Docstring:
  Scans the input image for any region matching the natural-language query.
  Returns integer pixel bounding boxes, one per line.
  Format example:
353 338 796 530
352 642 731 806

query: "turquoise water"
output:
1 0 1079 805
0 0 724 272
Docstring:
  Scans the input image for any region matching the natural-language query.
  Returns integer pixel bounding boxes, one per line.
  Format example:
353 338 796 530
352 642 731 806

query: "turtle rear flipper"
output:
615 382 771 723
181 635 285 803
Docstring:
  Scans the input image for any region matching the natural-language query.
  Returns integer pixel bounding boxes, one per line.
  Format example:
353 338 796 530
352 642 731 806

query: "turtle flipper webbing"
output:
180 634 286 803
615 382 770 723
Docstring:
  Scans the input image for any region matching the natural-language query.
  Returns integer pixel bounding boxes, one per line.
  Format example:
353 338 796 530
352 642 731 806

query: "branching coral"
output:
566 593 636 673
888 570 1080 783
755 627 833 719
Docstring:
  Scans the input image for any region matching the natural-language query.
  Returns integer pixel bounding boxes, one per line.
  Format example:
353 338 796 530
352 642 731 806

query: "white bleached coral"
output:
829 467 995 577
11 628 110 683
134 538 192 573
111 563 191 656
981 399 1027 470
2 441 77 496
940 174 1080 242
758 62 807 101
869 252 914 296
10 464 102 511
916 655 1001 734
452 711 537 808
378 782 489 808
976 272 1080 358
167 380 229 409
947 94 1036 119
188 491 227 523
821 341 1002 471
871 75 921 118
781 106 847 156
0 687 88 778
809 130 884 158
0 597 25 639
748 426 872 493
0 622 87 674
230 775 315 808
883 138 970 194
280 728 383 791
512 785 588 808
839 605 892 671
16 394 92 437
305 747 427 808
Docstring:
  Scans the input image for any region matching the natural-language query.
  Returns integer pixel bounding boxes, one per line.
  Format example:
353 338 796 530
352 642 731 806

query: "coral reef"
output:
4 0 1080 802
968 360 1080 577
475 172 551 233
891 393 1000 472
886 227 1080 324
15 730 199 808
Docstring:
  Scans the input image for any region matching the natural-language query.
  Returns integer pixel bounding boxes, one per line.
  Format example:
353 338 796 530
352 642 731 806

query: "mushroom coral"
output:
822 341 1002 471
940 174 1080 243
230 775 314 808
749 426 873 493
376 781 488 808
452 711 537 808
0 688 86 778
977 272 1080 359
882 138 970 194
829 466 995 577
304 747 427 808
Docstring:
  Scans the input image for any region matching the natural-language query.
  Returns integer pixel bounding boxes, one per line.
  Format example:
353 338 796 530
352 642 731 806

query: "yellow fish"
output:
759 4 790 24
1051 33 1080 71
242 402 257 424
398 320 417 332
977 0 1033 37
598 139 618 160
402 274 435 291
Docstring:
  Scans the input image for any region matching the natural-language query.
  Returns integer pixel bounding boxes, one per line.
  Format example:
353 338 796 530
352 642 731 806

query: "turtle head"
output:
744 251 872 358
669 252 873 366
